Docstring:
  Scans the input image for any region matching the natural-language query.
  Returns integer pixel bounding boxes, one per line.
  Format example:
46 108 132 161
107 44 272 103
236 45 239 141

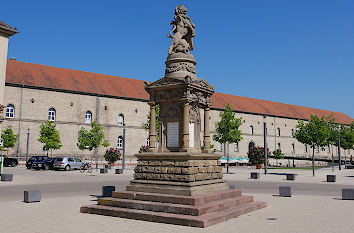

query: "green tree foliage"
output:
293 115 331 176
1 125 18 155
213 104 243 173
272 148 284 166
77 121 109 152
142 104 160 136
213 104 243 144
38 121 62 156
338 124 354 164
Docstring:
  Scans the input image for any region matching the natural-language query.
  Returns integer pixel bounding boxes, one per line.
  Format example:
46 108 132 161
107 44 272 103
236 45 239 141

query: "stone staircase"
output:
81 189 267 228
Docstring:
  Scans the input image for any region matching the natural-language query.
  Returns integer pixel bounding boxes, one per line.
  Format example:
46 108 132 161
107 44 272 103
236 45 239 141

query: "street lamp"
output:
263 115 268 175
25 128 30 162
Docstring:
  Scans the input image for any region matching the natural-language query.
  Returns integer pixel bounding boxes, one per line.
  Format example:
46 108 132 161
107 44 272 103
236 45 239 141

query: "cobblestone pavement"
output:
1 193 353 233
1 166 354 232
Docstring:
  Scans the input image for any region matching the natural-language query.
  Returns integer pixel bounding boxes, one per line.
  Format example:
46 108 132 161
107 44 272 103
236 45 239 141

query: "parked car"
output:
53 157 84 171
2 156 19 167
32 157 56 170
26 156 49 169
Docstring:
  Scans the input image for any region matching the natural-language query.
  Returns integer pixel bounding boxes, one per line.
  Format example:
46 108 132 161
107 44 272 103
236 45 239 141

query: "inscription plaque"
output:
167 122 179 147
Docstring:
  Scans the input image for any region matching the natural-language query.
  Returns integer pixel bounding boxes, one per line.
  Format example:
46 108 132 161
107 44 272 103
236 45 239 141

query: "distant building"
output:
2 59 352 163
0 20 17 135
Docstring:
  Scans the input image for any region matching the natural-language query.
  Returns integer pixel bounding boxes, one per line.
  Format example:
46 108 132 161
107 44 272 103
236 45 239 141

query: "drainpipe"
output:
16 85 24 160
94 95 100 169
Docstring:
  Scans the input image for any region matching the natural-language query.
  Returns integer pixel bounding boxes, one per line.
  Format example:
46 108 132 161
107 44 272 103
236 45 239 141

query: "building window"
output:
234 142 239 152
250 126 254 135
321 147 326 152
85 111 92 124
217 143 222 151
291 129 294 137
5 104 15 118
48 108 56 121
316 147 319 153
146 138 150 147
291 143 295 153
304 145 308 153
276 128 280 136
277 143 281 150
117 136 123 149
118 114 124 126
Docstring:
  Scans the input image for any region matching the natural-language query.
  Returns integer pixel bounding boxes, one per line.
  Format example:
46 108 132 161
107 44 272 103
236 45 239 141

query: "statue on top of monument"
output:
168 5 196 55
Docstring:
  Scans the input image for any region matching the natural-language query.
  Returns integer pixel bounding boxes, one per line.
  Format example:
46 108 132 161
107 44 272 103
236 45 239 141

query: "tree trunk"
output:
224 143 229 174
331 145 334 172
276 159 278 167
312 147 315 177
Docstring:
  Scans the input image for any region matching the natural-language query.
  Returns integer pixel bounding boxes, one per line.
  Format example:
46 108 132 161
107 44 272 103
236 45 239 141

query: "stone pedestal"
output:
126 152 228 196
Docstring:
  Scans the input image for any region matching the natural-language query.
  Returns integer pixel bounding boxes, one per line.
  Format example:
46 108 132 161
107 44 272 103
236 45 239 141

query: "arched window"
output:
234 142 239 152
248 142 255 152
48 108 56 121
146 138 150 147
291 143 295 153
118 114 124 126
85 111 92 124
250 126 254 135
276 128 280 136
5 104 15 118
277 143 281 150
117 136 123 149
304 145 308 153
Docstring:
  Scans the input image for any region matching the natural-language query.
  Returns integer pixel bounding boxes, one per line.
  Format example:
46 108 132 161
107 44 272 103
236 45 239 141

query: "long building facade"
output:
2 59 353 165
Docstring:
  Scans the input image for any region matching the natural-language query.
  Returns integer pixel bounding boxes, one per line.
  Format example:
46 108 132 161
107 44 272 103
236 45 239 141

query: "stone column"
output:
181 101 190 151
202 107 211 153
148 102 157 152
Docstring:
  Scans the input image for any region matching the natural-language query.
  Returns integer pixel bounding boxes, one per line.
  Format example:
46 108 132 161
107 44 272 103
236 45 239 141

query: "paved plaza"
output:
1 165 354 232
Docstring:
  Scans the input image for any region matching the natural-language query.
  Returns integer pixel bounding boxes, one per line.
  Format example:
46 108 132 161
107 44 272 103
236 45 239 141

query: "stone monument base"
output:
81 189 267 228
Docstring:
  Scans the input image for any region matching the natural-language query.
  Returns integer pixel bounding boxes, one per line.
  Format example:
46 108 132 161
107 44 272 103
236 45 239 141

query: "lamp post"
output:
338 136 342 171
25 128 30 162
263 115 268 175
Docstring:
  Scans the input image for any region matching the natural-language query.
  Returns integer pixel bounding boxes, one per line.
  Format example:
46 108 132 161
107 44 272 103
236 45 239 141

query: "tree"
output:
142 104 160 143
272 148 284 167
293 115 331 176
338 124 354 168
1 125 18 156
38 121 62 156
213 104 243 173
326 117 339 171
76 121 109 153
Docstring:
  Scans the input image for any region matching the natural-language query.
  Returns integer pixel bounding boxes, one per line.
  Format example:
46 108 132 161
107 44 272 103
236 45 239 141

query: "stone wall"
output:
2 85 352 160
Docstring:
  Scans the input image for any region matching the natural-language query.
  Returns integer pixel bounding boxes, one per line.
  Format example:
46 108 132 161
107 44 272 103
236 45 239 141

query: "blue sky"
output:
3 0 354 118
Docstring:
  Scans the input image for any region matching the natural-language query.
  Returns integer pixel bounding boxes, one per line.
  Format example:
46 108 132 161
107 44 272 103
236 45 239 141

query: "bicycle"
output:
80 163 93 173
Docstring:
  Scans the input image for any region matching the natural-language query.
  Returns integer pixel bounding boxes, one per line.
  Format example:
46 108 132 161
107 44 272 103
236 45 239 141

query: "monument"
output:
81 5 266 227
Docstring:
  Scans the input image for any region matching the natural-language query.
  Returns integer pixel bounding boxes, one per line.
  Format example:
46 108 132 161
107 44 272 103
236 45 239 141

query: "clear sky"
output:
2 0 354 118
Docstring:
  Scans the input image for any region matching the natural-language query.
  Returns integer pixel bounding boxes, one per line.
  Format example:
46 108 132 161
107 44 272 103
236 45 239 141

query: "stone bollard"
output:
102 186 115 197
286 174 296 181
115 169 123 174
104 164 111 169
100 168 108 174
24 190 41 203
342 189 354 200
251 172 260 179
327 175 336 182
279 186 291 197
1 174 13 182
228 184 236 190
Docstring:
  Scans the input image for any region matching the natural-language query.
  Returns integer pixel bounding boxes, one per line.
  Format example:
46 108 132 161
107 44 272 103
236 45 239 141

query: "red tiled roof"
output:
6 59 353 125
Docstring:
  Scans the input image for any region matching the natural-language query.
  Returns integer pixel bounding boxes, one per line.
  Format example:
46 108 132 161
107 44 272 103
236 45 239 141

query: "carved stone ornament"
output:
189 106 200 123
165 62 196 75
168 5 196 55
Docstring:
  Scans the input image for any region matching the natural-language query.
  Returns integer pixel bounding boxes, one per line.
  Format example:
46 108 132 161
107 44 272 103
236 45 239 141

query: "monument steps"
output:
80 189 267 228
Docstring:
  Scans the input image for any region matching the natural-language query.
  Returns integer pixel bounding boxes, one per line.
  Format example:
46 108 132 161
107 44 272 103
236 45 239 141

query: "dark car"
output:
2 156 19 167
26 156 49 169
32 157 55 170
